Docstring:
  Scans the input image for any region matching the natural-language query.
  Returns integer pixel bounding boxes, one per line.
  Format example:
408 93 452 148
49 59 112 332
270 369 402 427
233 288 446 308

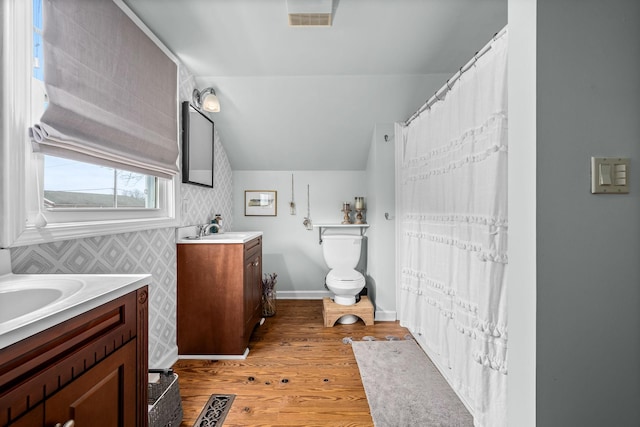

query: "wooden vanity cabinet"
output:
177 236 263 356
0 287 148 427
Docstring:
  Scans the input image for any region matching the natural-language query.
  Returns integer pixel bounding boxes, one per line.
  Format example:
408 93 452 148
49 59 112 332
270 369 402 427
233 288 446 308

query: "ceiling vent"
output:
287 0 333 27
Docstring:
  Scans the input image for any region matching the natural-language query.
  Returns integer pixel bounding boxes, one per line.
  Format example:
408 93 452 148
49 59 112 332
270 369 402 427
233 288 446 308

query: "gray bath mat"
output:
193 394 235 427
352 340 473 427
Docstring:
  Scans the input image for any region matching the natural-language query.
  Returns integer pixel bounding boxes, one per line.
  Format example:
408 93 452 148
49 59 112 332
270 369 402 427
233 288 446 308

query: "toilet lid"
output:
326 269 365 286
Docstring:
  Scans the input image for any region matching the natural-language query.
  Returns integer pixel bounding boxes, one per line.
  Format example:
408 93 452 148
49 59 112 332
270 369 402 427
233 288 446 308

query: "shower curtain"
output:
395 30 508 427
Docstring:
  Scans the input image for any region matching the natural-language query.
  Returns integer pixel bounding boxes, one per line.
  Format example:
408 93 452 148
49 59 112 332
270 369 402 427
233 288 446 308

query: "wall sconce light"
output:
192 87 220 112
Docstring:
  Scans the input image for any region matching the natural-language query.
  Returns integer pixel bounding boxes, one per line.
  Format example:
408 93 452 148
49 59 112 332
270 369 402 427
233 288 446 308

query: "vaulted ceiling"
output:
124 0 507 170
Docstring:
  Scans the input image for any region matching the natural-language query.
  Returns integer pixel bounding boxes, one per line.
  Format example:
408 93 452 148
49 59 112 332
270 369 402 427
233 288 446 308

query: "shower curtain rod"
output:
404 26 507 126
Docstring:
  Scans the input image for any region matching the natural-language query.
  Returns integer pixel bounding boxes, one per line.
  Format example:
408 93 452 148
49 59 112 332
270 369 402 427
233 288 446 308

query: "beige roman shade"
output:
29 0 179 179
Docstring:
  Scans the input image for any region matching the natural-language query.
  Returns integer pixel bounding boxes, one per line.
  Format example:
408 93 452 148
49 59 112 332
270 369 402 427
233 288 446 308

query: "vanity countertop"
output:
176 226 262 244
0 273 150 350
177 231 263 244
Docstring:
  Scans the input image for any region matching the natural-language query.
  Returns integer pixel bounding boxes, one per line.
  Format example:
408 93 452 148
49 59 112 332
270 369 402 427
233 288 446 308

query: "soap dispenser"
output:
210 213 218 233
214 214 223 233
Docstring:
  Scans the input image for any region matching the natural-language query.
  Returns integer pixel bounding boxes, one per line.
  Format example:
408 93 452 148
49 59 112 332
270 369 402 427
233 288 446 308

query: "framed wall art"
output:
245 190 277 216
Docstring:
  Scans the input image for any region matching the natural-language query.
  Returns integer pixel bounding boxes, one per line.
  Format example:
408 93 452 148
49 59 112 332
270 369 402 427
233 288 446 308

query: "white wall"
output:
232 171 367 298
506 0 537 425
365 124 397 319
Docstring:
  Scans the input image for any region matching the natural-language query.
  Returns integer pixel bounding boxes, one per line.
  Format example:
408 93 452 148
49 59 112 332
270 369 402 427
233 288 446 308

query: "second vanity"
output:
176 229 263 359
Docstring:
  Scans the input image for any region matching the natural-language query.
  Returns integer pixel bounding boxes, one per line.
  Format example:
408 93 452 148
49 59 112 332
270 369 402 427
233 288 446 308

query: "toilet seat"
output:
326 269 365 288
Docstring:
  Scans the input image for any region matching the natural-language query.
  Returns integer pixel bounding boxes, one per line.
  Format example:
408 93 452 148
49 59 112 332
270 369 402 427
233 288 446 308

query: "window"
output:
32 0 160 213
0 0 179 248
43 157 158 209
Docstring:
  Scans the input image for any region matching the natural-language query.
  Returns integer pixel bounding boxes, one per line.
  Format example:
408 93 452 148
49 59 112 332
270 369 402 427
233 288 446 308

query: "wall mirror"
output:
181 101 214 187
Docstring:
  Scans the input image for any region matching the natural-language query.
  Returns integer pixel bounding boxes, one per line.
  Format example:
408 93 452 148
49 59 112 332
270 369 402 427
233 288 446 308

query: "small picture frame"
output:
245 190 277 216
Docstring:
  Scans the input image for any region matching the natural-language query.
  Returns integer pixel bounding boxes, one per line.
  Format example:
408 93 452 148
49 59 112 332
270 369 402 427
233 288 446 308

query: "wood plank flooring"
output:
173 299 410 426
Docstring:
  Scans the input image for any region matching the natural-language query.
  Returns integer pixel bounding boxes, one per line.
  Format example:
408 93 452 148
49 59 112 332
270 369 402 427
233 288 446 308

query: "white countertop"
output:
176 226 262 244
0 273 150 350
313 224 370 228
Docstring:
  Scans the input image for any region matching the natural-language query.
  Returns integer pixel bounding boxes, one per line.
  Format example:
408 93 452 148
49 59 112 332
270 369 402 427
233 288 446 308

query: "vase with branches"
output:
262 273 277 317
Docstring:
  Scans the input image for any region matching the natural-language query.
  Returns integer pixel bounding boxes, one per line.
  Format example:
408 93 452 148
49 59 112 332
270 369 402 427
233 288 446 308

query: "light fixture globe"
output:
192 87 220 112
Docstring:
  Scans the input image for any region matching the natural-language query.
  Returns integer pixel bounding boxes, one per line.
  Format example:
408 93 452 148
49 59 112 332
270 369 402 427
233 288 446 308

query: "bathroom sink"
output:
201 232 254 240
0 289 62 323
0 277 85 324
178 231 262 244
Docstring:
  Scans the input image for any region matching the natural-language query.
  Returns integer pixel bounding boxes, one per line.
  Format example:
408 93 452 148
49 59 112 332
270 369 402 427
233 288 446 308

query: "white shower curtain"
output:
396 30 508 427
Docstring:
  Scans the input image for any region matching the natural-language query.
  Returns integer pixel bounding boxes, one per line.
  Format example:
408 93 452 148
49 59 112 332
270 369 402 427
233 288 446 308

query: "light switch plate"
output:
591 157 630 194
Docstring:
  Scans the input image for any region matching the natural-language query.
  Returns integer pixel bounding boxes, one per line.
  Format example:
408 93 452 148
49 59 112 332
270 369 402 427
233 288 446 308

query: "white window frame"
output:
0 0 180 248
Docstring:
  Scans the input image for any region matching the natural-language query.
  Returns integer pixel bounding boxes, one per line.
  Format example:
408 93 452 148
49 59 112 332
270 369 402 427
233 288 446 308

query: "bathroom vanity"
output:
177 231 263 358
0 278 149 427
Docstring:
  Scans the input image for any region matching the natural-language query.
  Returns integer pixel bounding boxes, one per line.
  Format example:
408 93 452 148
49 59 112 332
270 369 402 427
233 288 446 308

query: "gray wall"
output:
535 0 640 425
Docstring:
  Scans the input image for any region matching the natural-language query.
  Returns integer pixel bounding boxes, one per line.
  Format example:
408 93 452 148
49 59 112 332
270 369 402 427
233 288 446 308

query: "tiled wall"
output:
11 229 179 365
181 130 233 228
10 65 234 368
179 66 234 229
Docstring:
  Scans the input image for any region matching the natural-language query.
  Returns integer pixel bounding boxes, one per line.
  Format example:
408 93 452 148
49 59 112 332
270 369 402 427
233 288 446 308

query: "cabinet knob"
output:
253 260 259 267
55 421 75 427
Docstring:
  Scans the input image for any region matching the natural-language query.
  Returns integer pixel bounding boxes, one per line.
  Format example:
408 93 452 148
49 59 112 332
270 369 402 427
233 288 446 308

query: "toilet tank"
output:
322 235 363 269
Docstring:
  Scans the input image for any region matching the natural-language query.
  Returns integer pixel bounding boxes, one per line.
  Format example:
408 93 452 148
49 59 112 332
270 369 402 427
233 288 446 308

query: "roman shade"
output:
29 0 179 179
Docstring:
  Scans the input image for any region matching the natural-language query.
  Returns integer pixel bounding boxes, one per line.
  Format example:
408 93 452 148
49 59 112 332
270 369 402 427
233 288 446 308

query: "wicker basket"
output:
148 371 183 427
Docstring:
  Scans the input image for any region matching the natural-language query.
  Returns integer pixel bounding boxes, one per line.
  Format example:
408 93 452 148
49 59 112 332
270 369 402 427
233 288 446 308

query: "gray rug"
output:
193 394 235 427
352 340 473 427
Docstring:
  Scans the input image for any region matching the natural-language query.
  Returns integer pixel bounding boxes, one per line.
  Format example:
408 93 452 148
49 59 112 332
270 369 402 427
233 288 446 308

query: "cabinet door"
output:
8 404 43 426
45 339 136 427
244 251 262 334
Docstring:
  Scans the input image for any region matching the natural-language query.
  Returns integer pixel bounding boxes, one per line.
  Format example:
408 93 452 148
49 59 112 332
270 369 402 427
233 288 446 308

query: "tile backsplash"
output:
11 229 178 365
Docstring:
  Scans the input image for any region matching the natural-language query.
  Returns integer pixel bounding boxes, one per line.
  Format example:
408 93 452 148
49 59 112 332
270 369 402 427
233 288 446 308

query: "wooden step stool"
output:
323 296 374 327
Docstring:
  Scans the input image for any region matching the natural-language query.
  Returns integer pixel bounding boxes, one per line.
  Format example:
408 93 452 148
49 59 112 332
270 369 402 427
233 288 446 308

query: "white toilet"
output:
322 234 366 324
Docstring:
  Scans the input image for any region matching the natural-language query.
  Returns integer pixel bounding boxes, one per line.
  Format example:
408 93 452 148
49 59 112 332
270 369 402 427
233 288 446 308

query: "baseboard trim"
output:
178 347 249 360
277 290 332 299
374 310 397 321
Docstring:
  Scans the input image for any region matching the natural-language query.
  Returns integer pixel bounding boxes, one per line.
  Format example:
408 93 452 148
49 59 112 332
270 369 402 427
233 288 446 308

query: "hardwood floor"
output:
173 299 410 426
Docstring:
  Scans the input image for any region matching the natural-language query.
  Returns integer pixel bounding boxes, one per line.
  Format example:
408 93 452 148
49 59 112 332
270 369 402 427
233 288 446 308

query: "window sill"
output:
9 216 179 248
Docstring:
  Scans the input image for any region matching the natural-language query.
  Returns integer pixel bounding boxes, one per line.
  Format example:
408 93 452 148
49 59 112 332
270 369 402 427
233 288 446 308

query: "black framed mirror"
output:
181 101 214 188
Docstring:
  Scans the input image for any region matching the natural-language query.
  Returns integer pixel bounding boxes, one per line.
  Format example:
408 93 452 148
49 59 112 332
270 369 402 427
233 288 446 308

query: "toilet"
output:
322 234 366 324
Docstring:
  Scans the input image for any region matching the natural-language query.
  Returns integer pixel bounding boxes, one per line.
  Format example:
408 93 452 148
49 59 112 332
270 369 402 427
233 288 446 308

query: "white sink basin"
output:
0 277 85 323
178 231 262 244
0 289 62 323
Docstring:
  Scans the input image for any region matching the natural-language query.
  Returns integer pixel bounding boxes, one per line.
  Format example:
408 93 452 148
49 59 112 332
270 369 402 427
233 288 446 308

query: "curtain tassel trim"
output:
401 268 455 295
403 213 508 228
474 319 508 339
404 232 508 264
455 298 479 314
402 144 508 184
404 112 507 165
473 351 508 374
454 322 476 338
